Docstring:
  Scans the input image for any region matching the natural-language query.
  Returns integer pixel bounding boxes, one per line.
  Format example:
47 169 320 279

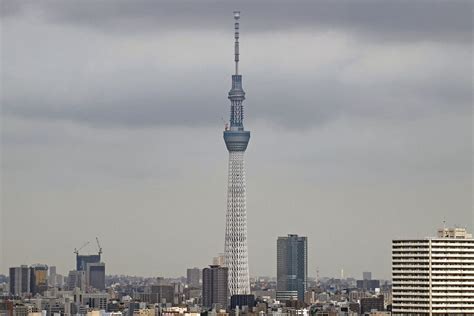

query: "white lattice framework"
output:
224 151 250 294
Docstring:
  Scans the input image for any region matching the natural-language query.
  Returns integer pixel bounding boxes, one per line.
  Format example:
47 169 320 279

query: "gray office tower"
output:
187 268 201 287
363 272 372 280
202 265 228 310
277 234 308 302
77 254 100 271
9 265 30 295
86 262 105 291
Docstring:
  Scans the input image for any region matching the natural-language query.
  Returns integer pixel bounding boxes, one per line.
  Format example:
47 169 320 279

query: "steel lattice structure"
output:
223 11 251 295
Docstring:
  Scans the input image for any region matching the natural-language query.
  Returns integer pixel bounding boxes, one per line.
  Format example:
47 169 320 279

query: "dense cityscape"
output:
1 226 473 316
2 4 472 316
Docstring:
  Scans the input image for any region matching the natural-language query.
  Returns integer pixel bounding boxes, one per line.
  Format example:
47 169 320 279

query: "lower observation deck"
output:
224 130 250 152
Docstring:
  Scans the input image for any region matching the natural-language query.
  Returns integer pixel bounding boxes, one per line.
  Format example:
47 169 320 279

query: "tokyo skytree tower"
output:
223 11 251 295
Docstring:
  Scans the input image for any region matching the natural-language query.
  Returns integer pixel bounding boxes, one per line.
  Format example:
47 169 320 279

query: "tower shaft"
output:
224 151 250 294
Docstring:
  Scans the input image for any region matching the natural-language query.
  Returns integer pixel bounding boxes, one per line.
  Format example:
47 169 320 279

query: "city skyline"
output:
1 0 472 280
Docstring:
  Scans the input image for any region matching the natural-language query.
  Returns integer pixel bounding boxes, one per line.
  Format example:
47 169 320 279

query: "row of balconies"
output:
392 288 474 294
391 302 430 307
431 275 474 279
392 263 429 267
392 275 430 279
431 253 474 257
431 287 474 291
393 258 430 262
430 241 474 246
392 256 474 261
392 286 430 291
393 280 474 286
392 292 474 298
392 253 430 257
431 257 474 261
431 297 474 302
392 270 474 274
431 267 474 270
392 270 429 274
392 308 474 314
392 241 429 244
432 281 474 285
392 248 430 252
432 291 474 295
392 297 429 302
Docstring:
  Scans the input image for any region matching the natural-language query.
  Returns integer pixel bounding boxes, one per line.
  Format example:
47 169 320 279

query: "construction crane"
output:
73 241 90 255
96 237 103 255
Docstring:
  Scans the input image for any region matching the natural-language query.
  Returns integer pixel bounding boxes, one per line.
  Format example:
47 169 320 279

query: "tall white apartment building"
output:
392 227 474 315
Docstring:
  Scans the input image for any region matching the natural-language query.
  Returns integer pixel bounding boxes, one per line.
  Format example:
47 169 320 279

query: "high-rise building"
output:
186 268 201 287
86 262 105 291
276 234 308 302
9 265 30 296
392 227 474 315
363 272 372 280
223 10 251 296
29 264 48 295
76 254 100 271
48 266 57 287
202 265 228 309
67 270 86 291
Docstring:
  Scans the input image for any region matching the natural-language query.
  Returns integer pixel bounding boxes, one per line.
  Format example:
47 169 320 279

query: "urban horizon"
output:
1 1 473 315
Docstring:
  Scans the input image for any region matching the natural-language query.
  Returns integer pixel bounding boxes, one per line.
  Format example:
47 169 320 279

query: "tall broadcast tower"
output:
223 11 251 295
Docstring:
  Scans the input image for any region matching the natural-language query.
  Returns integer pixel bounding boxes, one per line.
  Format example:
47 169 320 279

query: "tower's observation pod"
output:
223 11 251 296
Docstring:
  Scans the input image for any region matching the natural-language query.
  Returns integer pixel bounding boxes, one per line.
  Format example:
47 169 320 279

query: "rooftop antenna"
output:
233 11 240 75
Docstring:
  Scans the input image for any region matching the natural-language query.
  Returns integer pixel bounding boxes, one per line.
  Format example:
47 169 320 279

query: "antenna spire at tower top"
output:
233 11 240 75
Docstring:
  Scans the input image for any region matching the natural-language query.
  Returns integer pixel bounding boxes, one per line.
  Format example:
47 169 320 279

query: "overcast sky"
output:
1 0 472 280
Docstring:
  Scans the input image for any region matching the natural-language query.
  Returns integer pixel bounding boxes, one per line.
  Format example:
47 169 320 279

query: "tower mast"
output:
234 11 240 75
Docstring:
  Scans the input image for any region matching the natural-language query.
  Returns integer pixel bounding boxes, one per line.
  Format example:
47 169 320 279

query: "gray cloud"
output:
2 0 472 43
2 9 471 130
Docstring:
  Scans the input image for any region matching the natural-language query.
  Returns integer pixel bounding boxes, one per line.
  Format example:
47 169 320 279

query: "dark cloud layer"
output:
1 0 472 129
2 0 472 42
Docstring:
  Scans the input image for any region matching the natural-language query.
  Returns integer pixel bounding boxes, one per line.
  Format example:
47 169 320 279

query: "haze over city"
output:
1 0 472 282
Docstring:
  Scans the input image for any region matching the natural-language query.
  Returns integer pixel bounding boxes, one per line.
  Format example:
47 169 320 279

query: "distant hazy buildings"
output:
29 264 48 295
9 264 50 296
68 270 86 291
360 295 384 314
362 272 372 280
9 265 30 296
276 234 307 302
392 227 474 315
202 265 228 309
356 272 380 292
186 268 200 287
